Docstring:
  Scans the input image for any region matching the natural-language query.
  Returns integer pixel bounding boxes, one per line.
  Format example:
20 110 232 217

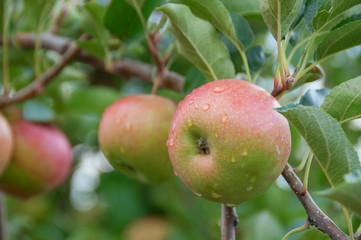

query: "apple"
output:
0 121 73 199
0 112 13 175
98 94 177 184
167 79 291 206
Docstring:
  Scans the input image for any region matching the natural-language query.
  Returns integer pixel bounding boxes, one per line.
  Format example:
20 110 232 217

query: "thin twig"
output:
0 34 87 108
282 163 349 240
0 33 184 94
221 204 238 240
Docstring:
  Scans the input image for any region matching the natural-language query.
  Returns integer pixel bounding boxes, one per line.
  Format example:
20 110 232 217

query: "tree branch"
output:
0 192 8 240
221 204 238 240
0 34 85 108
282 163 349 240
0 33 184 95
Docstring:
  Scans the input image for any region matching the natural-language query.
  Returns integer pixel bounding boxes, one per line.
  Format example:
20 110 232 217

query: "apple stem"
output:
0 192 8 240
221 204 239 240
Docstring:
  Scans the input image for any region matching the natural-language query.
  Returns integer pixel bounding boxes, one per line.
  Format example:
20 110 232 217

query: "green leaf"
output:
293 64 323 88
321 76 361 123
221 0 261 17
23 100 55 123
277 104 361 186
299 88 330 108
260 0 303 39
304 0 324 32
312 0 361 31
80 2 109 44
316 171 361 218
159 3 235 81
230 12 254 49
104 0 162 41
316 20 361 60
246 46 266 72
77 40 106 59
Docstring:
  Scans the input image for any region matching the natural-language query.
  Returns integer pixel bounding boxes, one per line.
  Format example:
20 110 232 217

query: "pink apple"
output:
98 94 177 184
0 112 13 175
167 79 291 206
0 121 73 199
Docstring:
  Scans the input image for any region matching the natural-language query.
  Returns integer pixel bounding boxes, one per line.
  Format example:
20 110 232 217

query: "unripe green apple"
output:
0 112 13 175
98 94 177 184
167 79 291 206
0 121 73 199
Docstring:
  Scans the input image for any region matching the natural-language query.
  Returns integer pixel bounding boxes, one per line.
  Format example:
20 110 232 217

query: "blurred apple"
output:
0 112 13 175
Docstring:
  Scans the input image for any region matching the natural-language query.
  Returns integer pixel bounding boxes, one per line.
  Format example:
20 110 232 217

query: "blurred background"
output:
1 0 361 239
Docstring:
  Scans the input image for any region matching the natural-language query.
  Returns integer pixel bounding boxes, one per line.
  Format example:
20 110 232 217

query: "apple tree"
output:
0 0 361 239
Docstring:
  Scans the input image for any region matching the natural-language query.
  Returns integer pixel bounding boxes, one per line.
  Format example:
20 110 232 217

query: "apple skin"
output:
0 112 13 175
98 94 177 185
0 121 73 199
167 79 291 206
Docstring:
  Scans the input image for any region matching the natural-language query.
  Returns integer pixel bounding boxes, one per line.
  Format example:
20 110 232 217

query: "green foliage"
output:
159 3 235 81
277 104 360 187
260 0 303 38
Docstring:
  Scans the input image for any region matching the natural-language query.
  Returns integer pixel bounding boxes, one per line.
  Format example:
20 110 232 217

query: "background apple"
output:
167 79 291 206
0 121 73 199
98 94 177 185
0 112 13 175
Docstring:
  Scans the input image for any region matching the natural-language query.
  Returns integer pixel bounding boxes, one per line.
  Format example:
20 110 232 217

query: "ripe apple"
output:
0 121 73 199
0 112 13 175
167 79 291 206
98 94 177 184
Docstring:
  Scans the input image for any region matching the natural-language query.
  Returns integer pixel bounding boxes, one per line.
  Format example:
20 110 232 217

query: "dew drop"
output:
221 114 228 124
192 191 202 197
241 147 248 157
231 154 236 163
203 104 210 111
187 119 193 128
211 190 221 198
194 104 199 110
276 145 281 155
213 85 230 93
246 186 253 191
169 138 174 146
188 99 194 105
171 124 176 133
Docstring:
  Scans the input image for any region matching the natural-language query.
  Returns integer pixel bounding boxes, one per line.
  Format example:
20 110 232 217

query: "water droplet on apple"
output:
187 119 193 128
188 99 194 105
231 154 236 163
246 186 253 191
211 190 221 198
194 104 199 110
192 191 202 197
241 147 248 157
221 114 228 124
213 85 230 93
203 104 210 111
169 138 174 146
276 145 281 155
171 124 176 133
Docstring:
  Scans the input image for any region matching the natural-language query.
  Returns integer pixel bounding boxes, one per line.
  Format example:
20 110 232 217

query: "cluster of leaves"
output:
1 0 361 239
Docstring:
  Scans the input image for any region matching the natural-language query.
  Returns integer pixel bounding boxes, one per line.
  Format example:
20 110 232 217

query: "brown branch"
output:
282 163 349 240
0 34 85 108
221 204 238 240
0 33 184 93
